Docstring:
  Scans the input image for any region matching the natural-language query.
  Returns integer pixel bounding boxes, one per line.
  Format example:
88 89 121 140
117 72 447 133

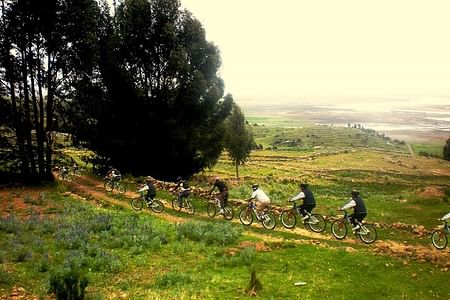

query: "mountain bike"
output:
207 196 234 220
104 177 126 194
280 201 326 232
431 219 449 250
239 200 276 230
172 195 195 215
131 191 164 213
331 210 377 244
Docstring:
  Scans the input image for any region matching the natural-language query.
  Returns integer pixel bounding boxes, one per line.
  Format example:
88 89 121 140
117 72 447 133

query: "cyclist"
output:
339 190 367 231
209 176 229 214
440 212 450 221
106 166 121 182
60 165 69 177
246 184 271 219
289 183 316 221
139 176 157 205
175 176 190 208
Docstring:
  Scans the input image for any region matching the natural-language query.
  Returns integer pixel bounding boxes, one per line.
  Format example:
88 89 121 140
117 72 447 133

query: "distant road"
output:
406 143 415 156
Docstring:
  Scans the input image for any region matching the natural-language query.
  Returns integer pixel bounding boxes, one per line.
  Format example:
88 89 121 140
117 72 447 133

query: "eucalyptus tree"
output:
444 137 450 161
224 101 254 179
84 0 233 180
0 0 110 179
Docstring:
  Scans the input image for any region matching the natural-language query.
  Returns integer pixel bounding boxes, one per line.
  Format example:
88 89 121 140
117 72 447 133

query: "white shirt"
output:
290 191 305 201
340 199 356 210
441 212 450 221
251 189 270 203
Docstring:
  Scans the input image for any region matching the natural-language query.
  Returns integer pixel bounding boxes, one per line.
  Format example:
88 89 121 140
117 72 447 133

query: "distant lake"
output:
238 96 450 142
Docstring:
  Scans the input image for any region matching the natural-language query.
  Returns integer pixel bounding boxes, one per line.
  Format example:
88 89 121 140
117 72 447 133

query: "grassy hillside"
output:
1 117 449 299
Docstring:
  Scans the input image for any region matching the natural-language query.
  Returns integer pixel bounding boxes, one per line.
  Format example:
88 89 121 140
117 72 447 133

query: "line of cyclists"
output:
102 166 449 247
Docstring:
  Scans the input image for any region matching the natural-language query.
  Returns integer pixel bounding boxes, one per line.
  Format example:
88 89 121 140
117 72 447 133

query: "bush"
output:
176 221 242 246
154 271 193 288
48 265 89 300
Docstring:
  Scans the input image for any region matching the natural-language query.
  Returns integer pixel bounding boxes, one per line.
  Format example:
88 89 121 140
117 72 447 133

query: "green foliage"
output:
444 138 450 161
176 221 242 245
219 246 257 267
224 103 254 178
48 264 89 300
154 271 193 288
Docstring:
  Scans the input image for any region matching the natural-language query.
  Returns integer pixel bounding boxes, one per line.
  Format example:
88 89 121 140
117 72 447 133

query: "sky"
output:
179 0 450 104
106 0 450 105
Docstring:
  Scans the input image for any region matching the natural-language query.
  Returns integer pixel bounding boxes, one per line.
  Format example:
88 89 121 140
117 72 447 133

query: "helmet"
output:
214 176 220 181
146 176 152 183
300 183 309 188
351 190 360 196
176 176 182 182
251 184 259 190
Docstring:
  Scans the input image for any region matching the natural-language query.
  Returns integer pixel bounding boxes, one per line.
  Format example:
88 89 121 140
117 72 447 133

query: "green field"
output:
1 117 450 299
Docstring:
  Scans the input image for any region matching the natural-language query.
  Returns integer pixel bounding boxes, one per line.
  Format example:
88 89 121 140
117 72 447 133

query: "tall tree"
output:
224 100 254 179
0 0 109 180
78 0 233 180
444 137 450 161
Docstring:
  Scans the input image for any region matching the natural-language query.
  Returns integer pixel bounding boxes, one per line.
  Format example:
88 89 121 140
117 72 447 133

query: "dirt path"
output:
58 175 450 268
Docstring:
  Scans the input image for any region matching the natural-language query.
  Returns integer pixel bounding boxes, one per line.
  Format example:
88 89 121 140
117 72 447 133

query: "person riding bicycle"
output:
246 184 271 219
106 166 121 182
175 176 190 208
139 176 157 205
289 183 316 221
209 176 229 214
339 190 367 231
440 212 450 221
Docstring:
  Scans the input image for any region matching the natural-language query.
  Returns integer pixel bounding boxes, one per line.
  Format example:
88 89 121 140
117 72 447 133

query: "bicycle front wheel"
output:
117 183 126 194
172 199 182 211
207 203 217 218
262 212 277 230
280 209 297 229
223 205 234 220
150 200 164 213
104 181 113 192
185 199 195 215
239 208 253 226
331 220 348 240
359 224 377 244
131 197 143 211
431 229 448 250
307 214 326 233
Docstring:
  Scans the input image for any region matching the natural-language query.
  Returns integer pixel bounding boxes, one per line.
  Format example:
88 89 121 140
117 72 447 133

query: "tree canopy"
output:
0 0 233 181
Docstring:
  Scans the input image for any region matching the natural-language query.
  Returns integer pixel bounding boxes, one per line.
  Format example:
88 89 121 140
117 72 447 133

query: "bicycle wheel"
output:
150 199 164 213
223 205 234 220
104 181 113 192
239 208 253 226
431 229 448 250
172 199 182 211
331 220 348 240
307 214 326 233
207 203 217 218
185 199 195 215
131 197 144 211
280 209 297 229
358 224 377 244
117 183 126 194
262 212 277 230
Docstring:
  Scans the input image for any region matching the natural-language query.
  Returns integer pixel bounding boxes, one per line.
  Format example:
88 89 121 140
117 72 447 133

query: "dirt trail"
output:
58 175 450 268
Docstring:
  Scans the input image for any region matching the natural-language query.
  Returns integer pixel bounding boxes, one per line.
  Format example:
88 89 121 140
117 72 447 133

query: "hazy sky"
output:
179 0 450 102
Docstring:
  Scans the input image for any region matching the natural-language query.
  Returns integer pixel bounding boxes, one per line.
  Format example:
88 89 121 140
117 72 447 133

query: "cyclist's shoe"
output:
300 215 310 221
352 224 361 232
218 208 224 214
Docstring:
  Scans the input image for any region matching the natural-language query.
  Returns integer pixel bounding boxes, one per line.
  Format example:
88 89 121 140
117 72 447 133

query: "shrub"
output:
154 271 193 288
176 221 242 246
219 246 257 267
48 265 89 300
